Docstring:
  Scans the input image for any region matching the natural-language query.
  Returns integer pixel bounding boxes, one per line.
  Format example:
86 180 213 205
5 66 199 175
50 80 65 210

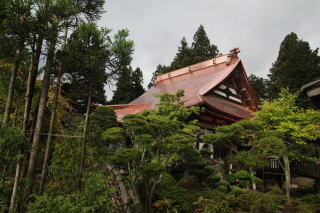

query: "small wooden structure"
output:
301 78 320 109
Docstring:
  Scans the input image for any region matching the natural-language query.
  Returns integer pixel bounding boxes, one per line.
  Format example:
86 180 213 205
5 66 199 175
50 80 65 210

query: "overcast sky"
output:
98 0 320 96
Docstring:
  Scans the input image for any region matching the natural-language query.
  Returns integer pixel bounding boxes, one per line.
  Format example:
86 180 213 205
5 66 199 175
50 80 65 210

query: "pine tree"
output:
131 67 145 99
268 32 320 99
148 65 171 89
170 37 193 70
111 66 135 104
109 29 136 104
148 25 219 88
249 74 269 100
63 23 110 112
191 25 219 64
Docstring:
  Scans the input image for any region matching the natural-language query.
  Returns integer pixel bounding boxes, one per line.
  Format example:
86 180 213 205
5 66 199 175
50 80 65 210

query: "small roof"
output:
108 104 149 122
301 78 320 92
201 95 253 119
108 49 257 121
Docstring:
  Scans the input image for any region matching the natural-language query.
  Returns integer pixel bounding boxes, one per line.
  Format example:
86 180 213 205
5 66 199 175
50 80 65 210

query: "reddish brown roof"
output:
108 104 149 122
131 55 240 108
201 95 253 119
108 50 257 121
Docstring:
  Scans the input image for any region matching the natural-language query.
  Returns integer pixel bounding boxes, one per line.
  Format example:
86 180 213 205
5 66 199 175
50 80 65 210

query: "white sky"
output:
98 0 320 98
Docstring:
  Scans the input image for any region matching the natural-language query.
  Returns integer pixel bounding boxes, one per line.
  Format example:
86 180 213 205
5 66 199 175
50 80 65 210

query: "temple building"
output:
109 48 259 127
106 48 320 191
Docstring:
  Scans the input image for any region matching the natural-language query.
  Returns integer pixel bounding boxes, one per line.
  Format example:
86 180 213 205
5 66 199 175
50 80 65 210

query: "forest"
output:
1 0 320 212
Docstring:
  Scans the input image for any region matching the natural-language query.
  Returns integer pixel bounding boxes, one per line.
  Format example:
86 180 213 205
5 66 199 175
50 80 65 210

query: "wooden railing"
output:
229 160 320 178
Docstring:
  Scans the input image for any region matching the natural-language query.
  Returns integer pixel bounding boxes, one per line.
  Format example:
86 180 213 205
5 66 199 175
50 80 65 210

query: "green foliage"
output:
268 32 320 102
148 64 171 88
225 170 262 189
256 89 320 146
191 25 219 64
90 106 118 130
0 126 23 210
106 90 214 211
102 127 126 146
170 37 193 71
131 67 145 98
64 22 111 113
0 126 23 166
27 173 115 213
49 136 83 194
110 148 141 168
155 173 191 212
193 190 235 213
228 151 268 170
249 74 269 100
194 188 285 213
88 106 118 149
235 188 285 213
295 194 320 213
254 135 286 157
110 30 145 104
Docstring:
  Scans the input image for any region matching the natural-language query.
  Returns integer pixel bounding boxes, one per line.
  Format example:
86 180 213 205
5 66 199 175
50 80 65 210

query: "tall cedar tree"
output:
111 66 144 104
268 32 320 99
170 37 193 70
249 74 269 100
110 30 145 104
63 23 110 187
63 24 110 113
190 25 219 64
111 66 134 104
148 25 219 88
131 67 145 99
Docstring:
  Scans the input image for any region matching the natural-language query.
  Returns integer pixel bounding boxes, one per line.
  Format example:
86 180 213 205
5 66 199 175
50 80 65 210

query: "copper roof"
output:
108 49 257 121
108 104 149 122
201 95 253 119
131 54 240 108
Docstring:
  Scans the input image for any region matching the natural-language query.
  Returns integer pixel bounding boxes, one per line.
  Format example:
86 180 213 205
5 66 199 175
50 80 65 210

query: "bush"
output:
27 173 115 213
193 190 235 213
295 194 320 213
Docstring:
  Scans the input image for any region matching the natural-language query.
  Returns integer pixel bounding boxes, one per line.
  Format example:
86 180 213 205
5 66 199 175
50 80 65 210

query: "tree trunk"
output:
26 34 57 191
107 163 131 213
20 97 40 182
249 167 256 190
283 153 291 202
39 27 68 195
148 174 163 212
79 88 92 187
9 37 42 211
23 36 43 134
38 83 61 194
9 155 21 212
3 46 22 125
131 180 141 205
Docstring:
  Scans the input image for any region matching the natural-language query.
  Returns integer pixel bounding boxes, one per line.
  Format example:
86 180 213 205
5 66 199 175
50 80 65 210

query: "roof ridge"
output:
154 48 241 84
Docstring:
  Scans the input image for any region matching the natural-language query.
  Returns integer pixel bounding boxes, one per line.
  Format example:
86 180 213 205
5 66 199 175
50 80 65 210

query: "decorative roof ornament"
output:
229 48 240 58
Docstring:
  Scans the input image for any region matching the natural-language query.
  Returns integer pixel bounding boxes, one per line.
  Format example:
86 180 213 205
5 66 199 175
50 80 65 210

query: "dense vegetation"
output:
0 1 320 213
249 32 320 107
